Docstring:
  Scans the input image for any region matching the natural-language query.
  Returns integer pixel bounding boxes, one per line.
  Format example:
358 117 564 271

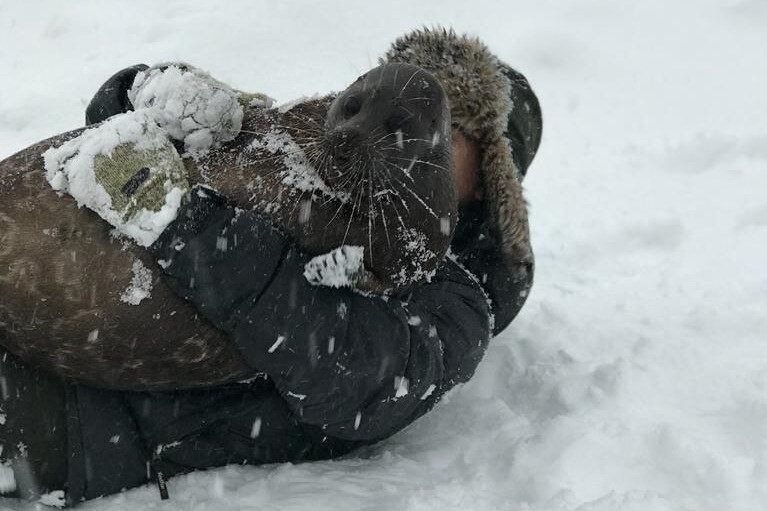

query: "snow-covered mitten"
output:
44 109 190 247
237 91 275 109
128 63 244 154
303 246 389 294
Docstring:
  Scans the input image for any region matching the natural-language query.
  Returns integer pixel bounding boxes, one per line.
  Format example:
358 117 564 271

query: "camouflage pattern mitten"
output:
44 109 190 247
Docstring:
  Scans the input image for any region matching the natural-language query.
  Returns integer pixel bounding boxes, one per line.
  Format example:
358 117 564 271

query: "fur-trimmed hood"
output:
381 27 541 270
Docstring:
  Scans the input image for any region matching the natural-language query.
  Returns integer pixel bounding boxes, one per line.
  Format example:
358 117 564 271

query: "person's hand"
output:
45 109 190 247
303 246 391 294
128 63 243 154
85 64 149 126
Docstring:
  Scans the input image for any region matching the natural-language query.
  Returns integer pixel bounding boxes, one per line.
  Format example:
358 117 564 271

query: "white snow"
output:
249 418 262 439
304 245 365 288
431 131 441 148
0 463 15 494
439 216 451 236
391 226 438 286
37 490 65 508
128 64 243 155
267 335 286 354
120 259 154 305
248 129 350 202
420 384 437 401
276 94 323 114
1 1 766 510
395 129 404 150
394 376 410 398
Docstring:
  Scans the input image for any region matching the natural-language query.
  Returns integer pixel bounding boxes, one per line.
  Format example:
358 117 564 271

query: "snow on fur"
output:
120 258 154 305
248 128 350 202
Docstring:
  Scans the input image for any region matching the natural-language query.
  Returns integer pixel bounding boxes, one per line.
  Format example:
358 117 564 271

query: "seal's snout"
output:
317 126 369 189
317 61 453 204
328 126 363 148
327 126 365 165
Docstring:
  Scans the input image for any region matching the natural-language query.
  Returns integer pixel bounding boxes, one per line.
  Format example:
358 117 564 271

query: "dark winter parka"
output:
0 29 541 506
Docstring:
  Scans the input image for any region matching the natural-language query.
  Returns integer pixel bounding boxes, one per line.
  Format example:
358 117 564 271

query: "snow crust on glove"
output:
128 63 243 155
43 109 188 247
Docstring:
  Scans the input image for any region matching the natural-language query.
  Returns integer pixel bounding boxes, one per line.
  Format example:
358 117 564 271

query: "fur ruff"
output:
382 27 533 268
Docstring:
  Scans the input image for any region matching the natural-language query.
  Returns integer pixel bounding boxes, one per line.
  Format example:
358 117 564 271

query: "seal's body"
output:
0 132 252 389
0 63 455 390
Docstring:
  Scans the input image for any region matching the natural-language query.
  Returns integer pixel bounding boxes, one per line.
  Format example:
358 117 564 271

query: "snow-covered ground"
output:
1 1 766 509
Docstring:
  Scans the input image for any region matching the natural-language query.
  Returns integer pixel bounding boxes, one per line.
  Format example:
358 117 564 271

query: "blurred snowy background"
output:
1 1 766 510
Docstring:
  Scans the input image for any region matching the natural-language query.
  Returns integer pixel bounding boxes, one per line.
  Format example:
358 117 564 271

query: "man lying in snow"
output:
0 27 542 507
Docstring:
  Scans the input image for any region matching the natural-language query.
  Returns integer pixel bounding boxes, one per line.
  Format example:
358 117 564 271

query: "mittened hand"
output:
304 245 366 288
44 110 190 247
303 246 391 294
128 63 244 155
49 63 244 247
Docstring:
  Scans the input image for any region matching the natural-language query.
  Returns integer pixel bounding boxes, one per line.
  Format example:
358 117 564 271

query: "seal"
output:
0 63 455 390
205 62 455 291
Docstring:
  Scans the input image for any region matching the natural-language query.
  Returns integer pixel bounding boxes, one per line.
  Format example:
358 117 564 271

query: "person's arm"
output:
84 62 272 127
85 62 243 156
149 188 492 442
85 64 149 125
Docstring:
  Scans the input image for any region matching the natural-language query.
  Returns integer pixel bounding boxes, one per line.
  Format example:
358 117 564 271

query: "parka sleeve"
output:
150 188 492 442
458 235 534 336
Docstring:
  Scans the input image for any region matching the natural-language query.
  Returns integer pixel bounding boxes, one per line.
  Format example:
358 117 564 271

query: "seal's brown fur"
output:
0 64 455 390
0 132 252 389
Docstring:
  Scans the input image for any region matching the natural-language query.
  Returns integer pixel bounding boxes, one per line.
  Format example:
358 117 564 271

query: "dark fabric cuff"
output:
149 185 233 262
85 64 149 126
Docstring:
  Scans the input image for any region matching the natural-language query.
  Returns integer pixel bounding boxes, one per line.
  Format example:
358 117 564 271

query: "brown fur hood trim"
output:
382 27 535 269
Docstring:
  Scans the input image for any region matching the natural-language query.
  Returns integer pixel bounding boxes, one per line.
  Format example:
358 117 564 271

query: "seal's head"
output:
318 63 453 201
283 62 457 290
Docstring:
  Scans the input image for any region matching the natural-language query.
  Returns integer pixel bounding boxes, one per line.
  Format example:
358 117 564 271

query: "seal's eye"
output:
343 96 361 118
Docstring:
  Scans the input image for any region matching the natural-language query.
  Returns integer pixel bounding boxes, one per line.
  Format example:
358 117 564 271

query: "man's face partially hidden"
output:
452 129 483 205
